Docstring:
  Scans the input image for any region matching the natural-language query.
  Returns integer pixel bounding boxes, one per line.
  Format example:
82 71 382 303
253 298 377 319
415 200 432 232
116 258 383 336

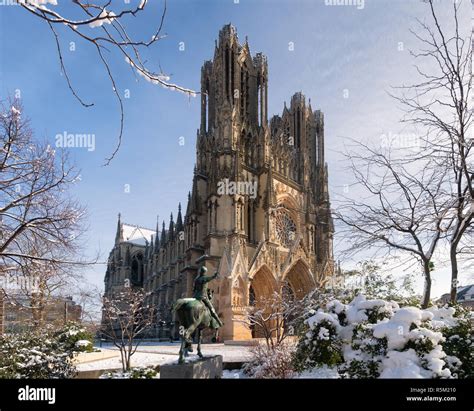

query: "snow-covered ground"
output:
222 369 248 379
77 342 252 372
76 351 174 372
97 342 253 362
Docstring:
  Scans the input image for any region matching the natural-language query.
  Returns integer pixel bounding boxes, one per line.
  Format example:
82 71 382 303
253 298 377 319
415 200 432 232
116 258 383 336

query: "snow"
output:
89 9 116 28
306 311 340 330
222 369 247 379
379 349 424 378
298 294 461 379
426 306 458 329
371 307 443 351
124 56 197 97
326 299 345 314
76 350 173 372
75 340 92 348
423 346 450 377
345 294 398 324
77 342 253 373
317 327 330 341
359 304 448 373
18 0 57 6
121 224 155 245
391 306 423 325
379 347 451 379
11 106 21 116
408 327 444 346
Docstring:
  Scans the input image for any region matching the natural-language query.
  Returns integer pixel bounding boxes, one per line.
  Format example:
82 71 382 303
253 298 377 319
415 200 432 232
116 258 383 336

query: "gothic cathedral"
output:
104 25 334 341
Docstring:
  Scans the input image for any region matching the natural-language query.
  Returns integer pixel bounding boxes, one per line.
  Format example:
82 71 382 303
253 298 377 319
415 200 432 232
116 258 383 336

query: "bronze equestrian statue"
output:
173 266 223 363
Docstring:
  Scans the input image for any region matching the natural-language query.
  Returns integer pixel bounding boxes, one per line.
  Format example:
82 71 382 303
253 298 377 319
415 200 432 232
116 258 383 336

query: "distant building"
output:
439 285 474 309
0 293 82 334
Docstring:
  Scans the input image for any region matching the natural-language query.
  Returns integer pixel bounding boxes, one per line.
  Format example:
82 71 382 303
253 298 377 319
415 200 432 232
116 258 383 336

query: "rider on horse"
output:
193 266 223 328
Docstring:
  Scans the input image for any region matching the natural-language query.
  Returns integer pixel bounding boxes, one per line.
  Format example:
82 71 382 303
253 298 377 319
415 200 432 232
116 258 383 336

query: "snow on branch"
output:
15 0 197 164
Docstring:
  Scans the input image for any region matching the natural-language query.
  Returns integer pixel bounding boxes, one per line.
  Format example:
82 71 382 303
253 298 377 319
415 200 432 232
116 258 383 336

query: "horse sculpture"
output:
173 297 219 363
173 266 222 363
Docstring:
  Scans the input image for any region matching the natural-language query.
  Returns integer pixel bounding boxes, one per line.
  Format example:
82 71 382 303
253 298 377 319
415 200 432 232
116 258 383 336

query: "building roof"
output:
122 224 155 246
457 284 474 301
439 284 474 302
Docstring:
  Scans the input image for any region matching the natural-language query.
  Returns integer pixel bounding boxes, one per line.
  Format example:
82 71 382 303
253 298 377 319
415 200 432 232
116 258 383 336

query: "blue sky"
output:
0 0 471 297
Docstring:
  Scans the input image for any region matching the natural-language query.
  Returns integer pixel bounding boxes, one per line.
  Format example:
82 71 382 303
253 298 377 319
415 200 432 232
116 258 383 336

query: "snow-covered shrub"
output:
0 329 76 378
54 322 94 353
293 313 343 370
101 367 158 379
294 294 471 379
434 305 474 379
129 366 158 379
243 342 296 379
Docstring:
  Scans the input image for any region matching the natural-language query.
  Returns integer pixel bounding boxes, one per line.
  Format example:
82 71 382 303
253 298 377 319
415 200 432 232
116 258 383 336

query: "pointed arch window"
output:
296 107 301 149
131 253 144 286
247 200 256 243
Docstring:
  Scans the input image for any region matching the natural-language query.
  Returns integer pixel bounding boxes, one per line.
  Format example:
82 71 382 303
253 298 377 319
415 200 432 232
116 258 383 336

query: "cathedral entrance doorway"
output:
248 265 277 338
283 259 315 299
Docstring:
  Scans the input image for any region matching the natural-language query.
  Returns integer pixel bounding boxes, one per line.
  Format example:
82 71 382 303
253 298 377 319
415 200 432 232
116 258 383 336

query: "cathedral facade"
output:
104 25 334 341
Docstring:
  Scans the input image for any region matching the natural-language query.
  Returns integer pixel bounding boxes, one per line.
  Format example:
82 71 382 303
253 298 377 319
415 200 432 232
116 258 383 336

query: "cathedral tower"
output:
104 24 334 341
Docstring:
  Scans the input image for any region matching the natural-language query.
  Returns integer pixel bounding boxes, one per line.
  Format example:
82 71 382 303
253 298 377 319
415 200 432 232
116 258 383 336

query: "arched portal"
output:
249 265 277 304
283 259 315 299
248 265 278 338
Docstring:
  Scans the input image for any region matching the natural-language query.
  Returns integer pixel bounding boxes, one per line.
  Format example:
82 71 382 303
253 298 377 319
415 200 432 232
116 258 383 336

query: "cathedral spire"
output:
168 213 175 241
115 213 123 244
149 235 154 259
187 175 202 216
154 216 160 251
186 191 192 216
176 203 183 233
161 220 166 245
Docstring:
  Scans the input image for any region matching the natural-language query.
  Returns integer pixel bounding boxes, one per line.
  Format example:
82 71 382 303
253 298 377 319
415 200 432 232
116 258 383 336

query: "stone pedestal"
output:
160 355 223 379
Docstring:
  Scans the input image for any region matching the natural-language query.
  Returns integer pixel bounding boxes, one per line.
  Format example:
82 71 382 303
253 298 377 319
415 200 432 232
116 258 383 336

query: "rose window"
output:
274 209 297 247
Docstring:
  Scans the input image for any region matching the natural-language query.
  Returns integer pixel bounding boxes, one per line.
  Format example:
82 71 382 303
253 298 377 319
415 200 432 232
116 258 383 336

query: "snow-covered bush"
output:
435 305 474 379
54 322 94 353
243 342 296 379
0 322 94 378
293 312 343 370
0 329 77 378
294 294 472 379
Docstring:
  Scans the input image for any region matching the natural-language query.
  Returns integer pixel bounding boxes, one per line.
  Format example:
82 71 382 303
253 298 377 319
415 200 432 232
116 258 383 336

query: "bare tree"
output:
6 260 83 329
0 99 88 270
392 0 473 302
0 99 98 328
335 142 453 308
74 284 103 327
101 287 154 372
244 286 305 349
14 0 196 164
337 1 473 305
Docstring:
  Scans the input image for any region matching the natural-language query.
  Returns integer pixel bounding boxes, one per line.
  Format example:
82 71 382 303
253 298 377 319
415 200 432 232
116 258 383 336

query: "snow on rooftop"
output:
122 223 155 246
